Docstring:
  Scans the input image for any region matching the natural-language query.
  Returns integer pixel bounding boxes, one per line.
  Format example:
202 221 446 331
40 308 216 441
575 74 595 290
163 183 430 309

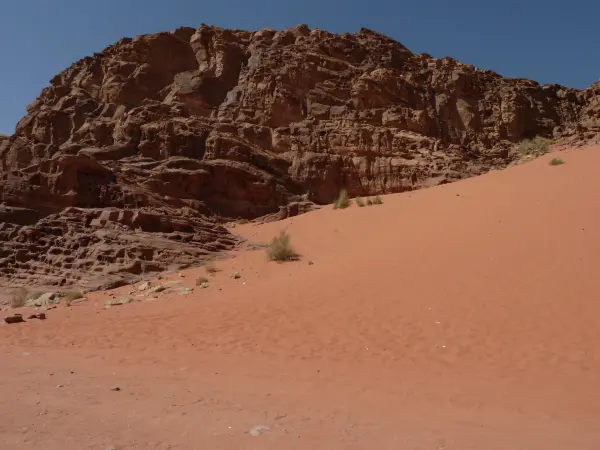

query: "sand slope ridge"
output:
2 147 600 449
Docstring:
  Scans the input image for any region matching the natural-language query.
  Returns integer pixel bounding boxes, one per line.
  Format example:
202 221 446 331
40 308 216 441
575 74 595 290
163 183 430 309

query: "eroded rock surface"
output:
1 24 599 290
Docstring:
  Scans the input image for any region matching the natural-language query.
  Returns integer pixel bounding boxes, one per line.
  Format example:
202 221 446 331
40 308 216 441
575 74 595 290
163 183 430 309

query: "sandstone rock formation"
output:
1 24 599 290
577 80 600 135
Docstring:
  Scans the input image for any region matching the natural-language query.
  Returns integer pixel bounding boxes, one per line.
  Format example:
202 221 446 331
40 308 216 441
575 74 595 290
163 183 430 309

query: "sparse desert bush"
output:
10 288 28 308
373 195 384 205
549 158 565 166
196 276 209 286
333 189 350 209
366 198 374 206
356 197 365 207
62 290 84 306
518 136 551 156
201 258 218 274
27 291 43 301
267 231 299 262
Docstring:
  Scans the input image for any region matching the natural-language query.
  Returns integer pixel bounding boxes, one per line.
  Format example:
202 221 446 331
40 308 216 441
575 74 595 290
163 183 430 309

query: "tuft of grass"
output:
267 231 299 262
518 136 551 156
201 258 218 274
62 291 84 307
366 198 374 206
356 197 365 207
549 158 565 166
333 189 350 209
373 195 384 205
196 276 209 286
11 288 28 308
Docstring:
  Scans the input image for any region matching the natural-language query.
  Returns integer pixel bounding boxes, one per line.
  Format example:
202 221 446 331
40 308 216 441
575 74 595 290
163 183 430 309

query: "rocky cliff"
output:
1 24 599 290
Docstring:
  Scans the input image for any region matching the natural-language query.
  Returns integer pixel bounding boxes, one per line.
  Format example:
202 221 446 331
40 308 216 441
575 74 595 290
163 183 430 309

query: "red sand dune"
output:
2 147 600 449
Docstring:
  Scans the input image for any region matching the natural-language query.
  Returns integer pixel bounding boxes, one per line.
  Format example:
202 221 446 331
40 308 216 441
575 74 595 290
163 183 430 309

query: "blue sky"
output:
0 0 598 134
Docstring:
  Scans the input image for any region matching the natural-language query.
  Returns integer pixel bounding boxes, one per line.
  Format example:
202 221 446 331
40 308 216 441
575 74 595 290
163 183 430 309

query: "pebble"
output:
4 314 24 324
27 312 46 320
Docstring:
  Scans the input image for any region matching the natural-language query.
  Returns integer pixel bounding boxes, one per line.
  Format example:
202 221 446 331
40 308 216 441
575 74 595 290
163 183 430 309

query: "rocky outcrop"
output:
0 24 598 290
0 205 239 289
578 80 600 135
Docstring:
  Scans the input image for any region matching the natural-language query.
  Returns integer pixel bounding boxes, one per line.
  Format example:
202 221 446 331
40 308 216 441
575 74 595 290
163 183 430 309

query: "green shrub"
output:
333 189 350 209
267 231 299 262
549 158 565 166
518 136 551 156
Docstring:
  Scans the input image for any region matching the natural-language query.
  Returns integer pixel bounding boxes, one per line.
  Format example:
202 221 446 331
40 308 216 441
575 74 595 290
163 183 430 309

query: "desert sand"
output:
2 147 600 449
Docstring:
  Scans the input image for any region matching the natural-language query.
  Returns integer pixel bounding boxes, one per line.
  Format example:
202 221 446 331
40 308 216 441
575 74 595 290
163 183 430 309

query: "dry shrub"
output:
356 197 365 207
10 288 28 308
518 136 551 156
201 257 218 274
62 291 84 306
196 276 209 286
373 195 383 205
333 189 350 209
549 158 565 166
267 231 299 262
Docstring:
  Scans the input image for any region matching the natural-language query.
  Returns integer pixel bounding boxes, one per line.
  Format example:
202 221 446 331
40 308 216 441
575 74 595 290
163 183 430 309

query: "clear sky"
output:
0 0 598 134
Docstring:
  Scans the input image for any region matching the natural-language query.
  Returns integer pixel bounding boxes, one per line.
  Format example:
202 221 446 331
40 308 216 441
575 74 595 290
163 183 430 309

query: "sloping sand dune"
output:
2 147 600 449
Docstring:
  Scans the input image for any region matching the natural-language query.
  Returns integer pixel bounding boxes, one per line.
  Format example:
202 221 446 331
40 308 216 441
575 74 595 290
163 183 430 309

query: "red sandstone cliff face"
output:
578 80 600 134
0 25 598 290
